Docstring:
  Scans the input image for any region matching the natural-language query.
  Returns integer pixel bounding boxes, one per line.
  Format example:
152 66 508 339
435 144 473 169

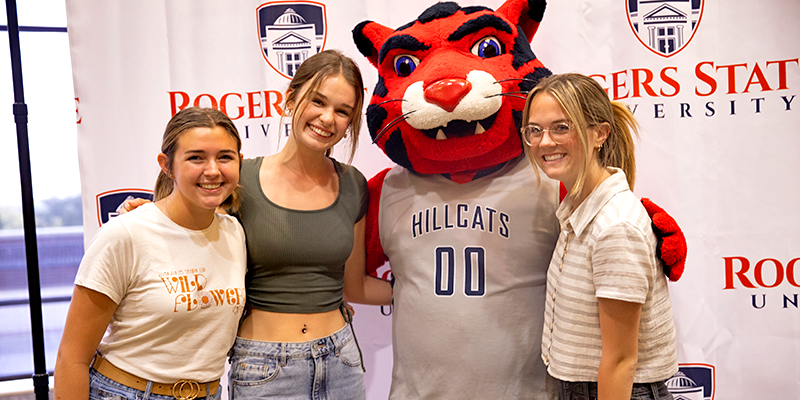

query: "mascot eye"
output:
471 36 502 59
393 54 420 77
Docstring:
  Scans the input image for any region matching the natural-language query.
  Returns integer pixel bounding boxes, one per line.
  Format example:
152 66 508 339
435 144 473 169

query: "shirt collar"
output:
556 167 630 236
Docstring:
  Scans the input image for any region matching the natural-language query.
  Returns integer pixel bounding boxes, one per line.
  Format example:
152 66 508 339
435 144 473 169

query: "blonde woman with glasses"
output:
521 73 678 400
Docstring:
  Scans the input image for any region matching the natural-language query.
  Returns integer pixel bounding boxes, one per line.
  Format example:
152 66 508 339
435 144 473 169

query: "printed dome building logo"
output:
257 1 327 79
666 364 715 400
627 0 704 58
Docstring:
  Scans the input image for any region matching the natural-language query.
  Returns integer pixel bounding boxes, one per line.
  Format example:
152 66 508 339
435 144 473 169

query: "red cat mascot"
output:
353 0 686 398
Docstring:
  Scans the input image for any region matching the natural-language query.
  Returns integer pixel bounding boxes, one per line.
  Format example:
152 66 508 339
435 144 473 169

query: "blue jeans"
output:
88 368 221 400
228 325 365 400
556 379 673 400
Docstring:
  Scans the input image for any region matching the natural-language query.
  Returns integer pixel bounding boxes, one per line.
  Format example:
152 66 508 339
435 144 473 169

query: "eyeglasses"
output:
520 122 572 146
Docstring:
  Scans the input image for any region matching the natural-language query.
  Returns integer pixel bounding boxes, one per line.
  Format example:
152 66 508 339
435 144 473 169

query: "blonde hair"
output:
284 49 365 165
522 73 639 198
155 107 243 211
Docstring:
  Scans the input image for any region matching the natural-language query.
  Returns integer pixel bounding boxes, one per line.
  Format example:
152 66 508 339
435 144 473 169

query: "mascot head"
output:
353 0 551 182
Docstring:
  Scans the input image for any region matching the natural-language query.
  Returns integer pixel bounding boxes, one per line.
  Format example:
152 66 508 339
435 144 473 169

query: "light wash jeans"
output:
88 368 221 400
228 325 365 400
556 378 673 400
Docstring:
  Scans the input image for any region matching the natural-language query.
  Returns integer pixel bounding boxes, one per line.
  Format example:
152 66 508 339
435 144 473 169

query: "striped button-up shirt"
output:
541 168 678 383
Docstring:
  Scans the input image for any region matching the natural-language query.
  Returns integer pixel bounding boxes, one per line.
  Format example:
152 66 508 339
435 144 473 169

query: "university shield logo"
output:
96 189 154 226
627 0 704 57
666 364 715 400
257 1 327 79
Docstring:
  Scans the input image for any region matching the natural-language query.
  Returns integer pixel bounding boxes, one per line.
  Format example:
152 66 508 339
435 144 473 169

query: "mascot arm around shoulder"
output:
354 0 686 283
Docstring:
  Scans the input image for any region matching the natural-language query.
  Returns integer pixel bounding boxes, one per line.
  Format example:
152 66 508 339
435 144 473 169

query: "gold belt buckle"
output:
171 379 201 400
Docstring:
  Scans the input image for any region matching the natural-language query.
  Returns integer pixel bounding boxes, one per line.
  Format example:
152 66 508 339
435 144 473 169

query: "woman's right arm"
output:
54 285 117 400
343 218 393 305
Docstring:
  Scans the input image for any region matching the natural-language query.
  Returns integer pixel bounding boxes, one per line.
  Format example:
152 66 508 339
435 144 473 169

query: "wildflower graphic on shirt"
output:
159 268 245 313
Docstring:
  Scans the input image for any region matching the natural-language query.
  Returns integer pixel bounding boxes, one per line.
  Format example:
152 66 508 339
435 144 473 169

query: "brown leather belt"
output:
91 354 219 399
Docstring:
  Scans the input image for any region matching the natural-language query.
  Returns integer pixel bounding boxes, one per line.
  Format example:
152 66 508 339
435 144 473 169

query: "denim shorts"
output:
228 324 365 400
556 378 673 400
88 368 221 400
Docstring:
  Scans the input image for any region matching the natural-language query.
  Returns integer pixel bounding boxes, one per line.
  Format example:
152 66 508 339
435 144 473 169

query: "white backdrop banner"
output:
66 1 800 399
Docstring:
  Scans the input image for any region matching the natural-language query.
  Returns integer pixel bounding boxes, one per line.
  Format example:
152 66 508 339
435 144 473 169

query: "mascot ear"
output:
353 20 394 68
496 0 546 43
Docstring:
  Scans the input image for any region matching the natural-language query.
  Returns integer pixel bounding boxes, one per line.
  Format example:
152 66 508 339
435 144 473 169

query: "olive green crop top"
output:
232 157 369 313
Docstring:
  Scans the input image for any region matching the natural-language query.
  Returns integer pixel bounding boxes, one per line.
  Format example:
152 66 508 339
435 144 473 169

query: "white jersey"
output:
379 156 560 399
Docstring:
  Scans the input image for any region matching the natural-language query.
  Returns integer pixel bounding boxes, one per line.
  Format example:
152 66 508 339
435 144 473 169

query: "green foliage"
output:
0 195 83 229
0 205 23 229
36 195 83 227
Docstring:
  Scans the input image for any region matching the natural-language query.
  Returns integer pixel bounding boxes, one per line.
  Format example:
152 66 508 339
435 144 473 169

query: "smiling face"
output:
526 93 586 190
289 73 358 155
160 125 241 216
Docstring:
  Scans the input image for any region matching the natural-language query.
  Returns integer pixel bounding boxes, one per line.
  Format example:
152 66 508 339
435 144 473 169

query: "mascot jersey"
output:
380 156 559 398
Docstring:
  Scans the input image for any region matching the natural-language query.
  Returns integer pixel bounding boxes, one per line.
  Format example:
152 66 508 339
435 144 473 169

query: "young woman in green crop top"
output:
116 50 392 399
226 50 393 399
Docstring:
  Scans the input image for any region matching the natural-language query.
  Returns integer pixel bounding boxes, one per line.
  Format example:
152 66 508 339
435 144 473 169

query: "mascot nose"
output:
424 78 472 112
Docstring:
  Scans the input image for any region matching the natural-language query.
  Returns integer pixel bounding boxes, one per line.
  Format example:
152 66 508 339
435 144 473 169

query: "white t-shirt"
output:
75 203 247 383
541 168 678 383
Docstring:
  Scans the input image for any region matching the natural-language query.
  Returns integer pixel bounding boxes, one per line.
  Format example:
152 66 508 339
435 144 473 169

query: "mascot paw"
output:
641 198 687 282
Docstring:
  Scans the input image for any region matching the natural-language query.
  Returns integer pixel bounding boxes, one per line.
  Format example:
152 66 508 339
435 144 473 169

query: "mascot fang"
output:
353 0 686 398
